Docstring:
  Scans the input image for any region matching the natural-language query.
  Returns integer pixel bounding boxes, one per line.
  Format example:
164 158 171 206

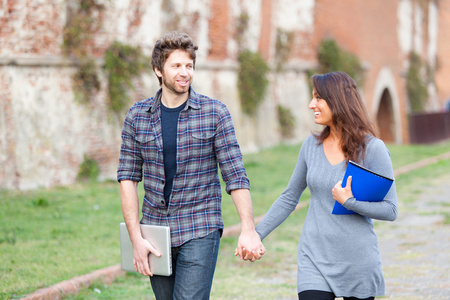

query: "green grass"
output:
1 141 449 299
387 140 450 169
0 183 123 299
221 143 308 227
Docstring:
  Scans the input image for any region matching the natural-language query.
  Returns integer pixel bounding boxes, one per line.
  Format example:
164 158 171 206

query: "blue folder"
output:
332 161 394 215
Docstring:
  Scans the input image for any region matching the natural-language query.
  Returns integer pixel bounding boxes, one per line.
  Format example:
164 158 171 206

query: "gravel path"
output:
376 171 450 299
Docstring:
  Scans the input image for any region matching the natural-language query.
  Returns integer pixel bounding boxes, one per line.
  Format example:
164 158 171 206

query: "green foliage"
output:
316 39 364 87
32 197 49 207
237 50 270 115
104 41 151 113
406 52 428 112
72 58 101 103
277 105 296 138
62 0 104 104
62 0 105 57
235 12 250 51
275 29 295 71
77 155 100 182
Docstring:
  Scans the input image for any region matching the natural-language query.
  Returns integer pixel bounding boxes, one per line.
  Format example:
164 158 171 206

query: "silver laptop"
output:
119 222 172 276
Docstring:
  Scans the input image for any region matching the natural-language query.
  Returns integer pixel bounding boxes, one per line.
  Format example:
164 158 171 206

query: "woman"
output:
255 72 398 300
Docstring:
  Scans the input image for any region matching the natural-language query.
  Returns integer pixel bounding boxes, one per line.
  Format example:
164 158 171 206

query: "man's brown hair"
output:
151 32 198 85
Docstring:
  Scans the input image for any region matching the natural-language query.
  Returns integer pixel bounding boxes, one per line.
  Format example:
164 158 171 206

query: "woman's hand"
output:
332 176 353 205
234 229 266 262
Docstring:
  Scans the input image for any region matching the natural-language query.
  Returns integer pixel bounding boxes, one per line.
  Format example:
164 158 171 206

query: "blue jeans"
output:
149 230 221 300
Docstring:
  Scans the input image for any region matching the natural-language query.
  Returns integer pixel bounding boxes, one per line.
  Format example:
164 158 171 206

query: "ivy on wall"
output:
104 41 151 113
237 50 270 115
275 28 294 71
235 12 249 52
62 1 152 114
234 10 270 116
62 0 104 104
277 104 295 138
316 39 364 87
72 57 101 104
62 0 104 57
406 52 428 112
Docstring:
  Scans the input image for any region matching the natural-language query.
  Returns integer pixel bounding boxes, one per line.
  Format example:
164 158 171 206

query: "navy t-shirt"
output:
160 101 186 205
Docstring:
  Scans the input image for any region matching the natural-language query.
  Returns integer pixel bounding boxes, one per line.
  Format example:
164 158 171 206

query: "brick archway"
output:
372 67 403 144
376 89 395 143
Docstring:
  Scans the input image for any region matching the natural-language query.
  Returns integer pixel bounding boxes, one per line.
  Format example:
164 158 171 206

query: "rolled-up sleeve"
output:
214 105 250 194
117 108 143 182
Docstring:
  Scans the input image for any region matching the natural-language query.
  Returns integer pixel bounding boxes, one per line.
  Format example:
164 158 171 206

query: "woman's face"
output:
309 88 333 127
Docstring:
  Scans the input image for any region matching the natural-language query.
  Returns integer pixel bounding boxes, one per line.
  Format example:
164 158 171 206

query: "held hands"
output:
234 229 266 262
132 237 161 276
332 176 353 205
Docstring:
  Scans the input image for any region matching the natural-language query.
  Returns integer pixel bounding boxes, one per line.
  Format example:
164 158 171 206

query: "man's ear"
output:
154 67 163 78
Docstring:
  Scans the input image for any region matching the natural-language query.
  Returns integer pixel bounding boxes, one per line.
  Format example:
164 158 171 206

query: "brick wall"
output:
0 0 445 189
436 0 450 106
207 0 229 60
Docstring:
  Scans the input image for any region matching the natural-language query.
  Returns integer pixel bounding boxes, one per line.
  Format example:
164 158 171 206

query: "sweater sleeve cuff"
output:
342 196 357 209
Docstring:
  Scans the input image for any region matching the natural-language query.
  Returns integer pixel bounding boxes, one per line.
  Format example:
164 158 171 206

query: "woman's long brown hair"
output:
310 71 378 164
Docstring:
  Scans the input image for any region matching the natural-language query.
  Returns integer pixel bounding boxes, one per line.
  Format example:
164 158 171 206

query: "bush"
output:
77 155 100 182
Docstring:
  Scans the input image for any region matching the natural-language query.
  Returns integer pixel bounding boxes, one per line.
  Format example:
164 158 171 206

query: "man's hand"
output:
332 176 353 205
132 237 161 276
234 229 266 262
120 180 162 276
230 189 265 262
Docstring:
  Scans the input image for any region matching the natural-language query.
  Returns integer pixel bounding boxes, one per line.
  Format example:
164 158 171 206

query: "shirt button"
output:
167 213 171 217
160 200 164 204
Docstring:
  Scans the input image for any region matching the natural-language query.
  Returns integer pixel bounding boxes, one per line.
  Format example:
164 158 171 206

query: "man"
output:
117 31 265 299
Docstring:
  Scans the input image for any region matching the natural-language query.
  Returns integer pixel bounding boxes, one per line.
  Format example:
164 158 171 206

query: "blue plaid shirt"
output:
117 88 250 247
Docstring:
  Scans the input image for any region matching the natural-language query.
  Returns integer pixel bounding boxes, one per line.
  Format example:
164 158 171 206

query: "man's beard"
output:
162 77 190 95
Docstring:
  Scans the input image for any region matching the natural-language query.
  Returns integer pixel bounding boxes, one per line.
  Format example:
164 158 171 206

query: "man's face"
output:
155 50 194 95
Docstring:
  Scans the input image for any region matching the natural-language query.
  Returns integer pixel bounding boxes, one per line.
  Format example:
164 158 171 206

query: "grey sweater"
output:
256 134 398 298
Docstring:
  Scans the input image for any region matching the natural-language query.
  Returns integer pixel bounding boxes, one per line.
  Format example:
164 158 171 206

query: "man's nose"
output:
179 66 188 76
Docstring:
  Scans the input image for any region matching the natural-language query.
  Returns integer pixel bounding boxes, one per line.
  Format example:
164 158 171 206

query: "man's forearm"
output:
231 188 255 231
120 180 142 242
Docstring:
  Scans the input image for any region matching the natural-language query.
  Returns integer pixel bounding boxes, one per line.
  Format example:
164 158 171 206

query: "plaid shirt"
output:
117 88 250 247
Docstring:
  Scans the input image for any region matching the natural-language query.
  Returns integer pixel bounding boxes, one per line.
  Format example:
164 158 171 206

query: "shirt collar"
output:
149 87 200 113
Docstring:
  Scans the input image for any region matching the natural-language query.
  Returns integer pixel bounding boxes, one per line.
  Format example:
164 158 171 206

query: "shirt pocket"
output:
190 131 216 158
136 133 158 163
